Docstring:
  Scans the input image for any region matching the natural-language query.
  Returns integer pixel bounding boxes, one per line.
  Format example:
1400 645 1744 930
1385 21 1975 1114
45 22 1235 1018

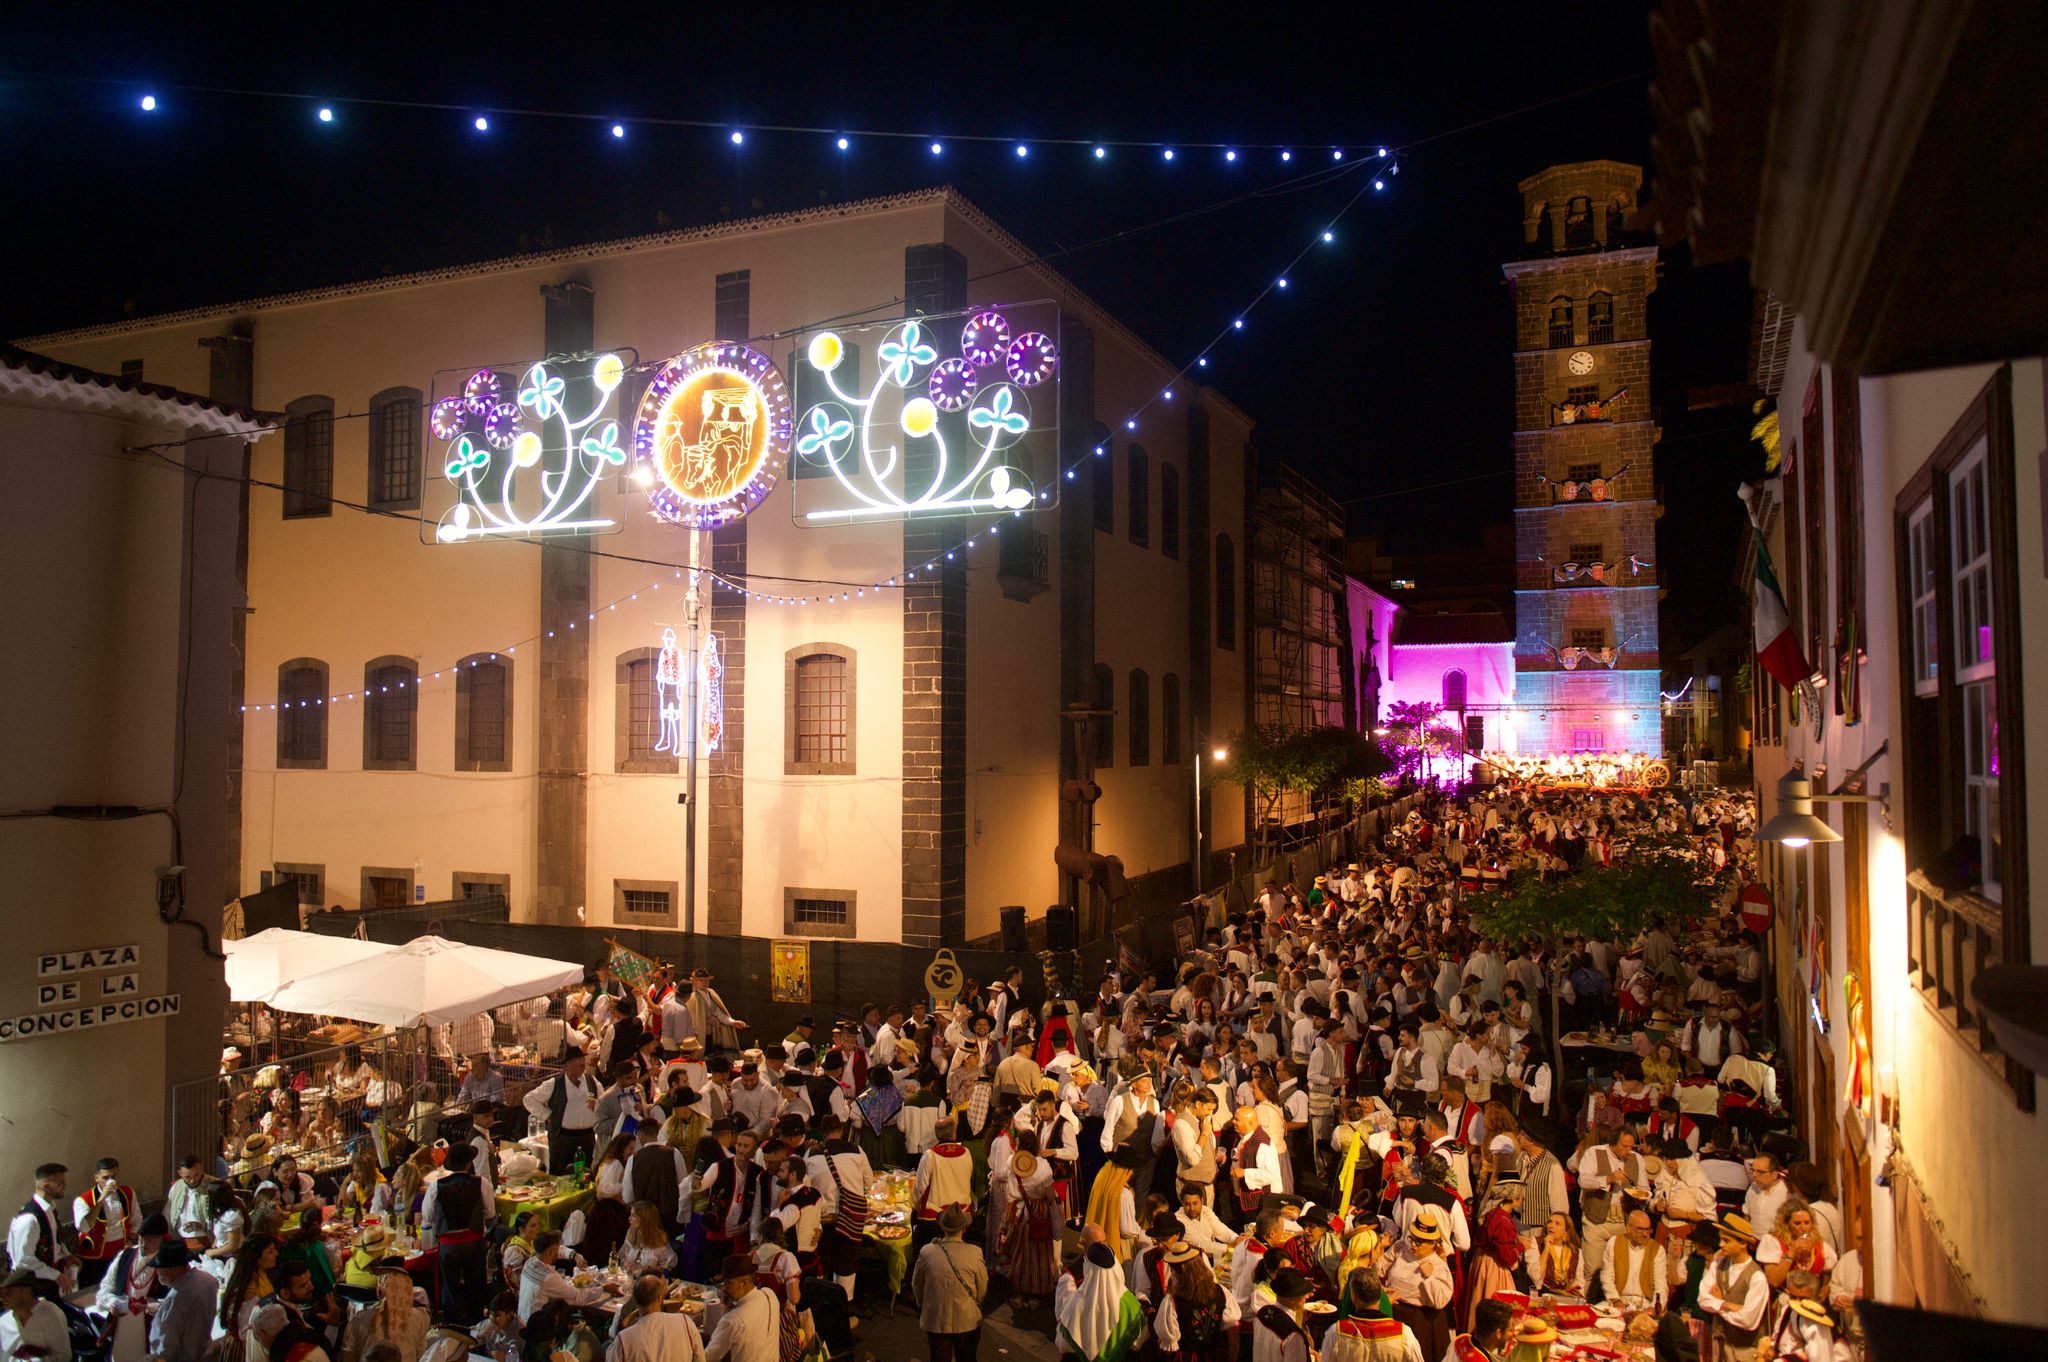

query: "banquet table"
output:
495 1179 594 1232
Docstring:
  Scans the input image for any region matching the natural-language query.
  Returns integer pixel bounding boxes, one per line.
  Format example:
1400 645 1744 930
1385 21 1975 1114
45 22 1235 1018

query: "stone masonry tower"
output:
1504 161 1662 756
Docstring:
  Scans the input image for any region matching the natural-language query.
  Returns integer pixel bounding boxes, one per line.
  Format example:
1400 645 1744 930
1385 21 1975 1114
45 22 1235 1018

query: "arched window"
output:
1547 297 1574 349
1160 463 1181 559
455 653 511 771
787 644 856 775
615 647 677 774
1128 669 1151 767
282 396 334 518
1586 291 1615 344
1564 196 1594 248
276 658 328 770
1162 673 1183 764
1215 534 1238 650
1127 444 1150 547
368 387 423 510
1442 669 1468 712
362 656 418 770
1093 663 1115 768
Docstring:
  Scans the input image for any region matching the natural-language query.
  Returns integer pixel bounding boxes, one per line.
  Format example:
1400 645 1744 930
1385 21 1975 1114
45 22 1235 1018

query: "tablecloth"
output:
865 1230 913 1295
496 1183 593 1232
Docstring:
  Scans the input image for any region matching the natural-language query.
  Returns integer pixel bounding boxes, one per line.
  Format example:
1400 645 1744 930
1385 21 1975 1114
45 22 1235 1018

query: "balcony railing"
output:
1905 869 2034 1108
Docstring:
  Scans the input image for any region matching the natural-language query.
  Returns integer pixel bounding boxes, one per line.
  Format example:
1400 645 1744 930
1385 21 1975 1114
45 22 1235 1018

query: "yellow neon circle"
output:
902 396 938 437
807 332 844 372
651 366 774 504
512 431 543 468
592 353 625 392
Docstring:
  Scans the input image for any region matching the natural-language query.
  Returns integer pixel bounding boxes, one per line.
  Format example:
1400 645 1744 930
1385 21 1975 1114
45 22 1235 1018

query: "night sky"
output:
7 3 1760 653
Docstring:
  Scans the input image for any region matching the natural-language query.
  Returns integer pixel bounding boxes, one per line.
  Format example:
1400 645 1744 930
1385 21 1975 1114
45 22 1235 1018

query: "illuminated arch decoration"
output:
790 300 1062 525
632 341 792 529
428 350 634 542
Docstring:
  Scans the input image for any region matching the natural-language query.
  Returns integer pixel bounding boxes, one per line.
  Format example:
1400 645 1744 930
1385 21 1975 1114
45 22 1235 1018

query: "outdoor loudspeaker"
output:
1000 905 1029 952
1045 905 1077 951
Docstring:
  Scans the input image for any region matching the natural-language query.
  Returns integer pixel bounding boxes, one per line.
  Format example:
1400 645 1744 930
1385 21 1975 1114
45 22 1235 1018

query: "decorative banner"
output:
1539 462 1632 504
654 627 686 755
632 341 792 529
698 632 724 754
790 300 1062 525
770 940 812 1004
923 949 963 1006
1842 972 1870 1111
1555 385 1629 425
427 351 634 542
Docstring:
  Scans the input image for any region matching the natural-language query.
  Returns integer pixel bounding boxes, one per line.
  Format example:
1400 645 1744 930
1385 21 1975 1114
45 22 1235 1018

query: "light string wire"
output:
144 160 1397 712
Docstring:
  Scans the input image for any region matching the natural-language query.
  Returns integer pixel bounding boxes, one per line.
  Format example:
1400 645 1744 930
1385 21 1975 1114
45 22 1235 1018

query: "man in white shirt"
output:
1599 1210 1669 1309
523 1052 602 1174
867 1006 904 1071
6 1164 75 1289
0 1268 70 1362
608 1275 705 1362
1176 1185 1238 1266
702 1255 779 1362
1742 1155 1789 1234
726 1064 780 1136
516 1231 618 1322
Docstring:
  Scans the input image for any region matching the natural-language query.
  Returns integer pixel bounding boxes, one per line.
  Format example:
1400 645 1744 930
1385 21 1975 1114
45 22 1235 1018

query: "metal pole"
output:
1193 752 1204 895
682 529 703 936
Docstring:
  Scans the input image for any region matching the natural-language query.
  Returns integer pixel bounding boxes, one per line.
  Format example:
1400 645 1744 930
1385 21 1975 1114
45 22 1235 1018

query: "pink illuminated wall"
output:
1383 642 1517 749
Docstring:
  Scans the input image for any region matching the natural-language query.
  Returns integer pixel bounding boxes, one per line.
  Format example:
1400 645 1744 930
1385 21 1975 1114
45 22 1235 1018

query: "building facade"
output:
24 189 1252 948
1505 162 1662 756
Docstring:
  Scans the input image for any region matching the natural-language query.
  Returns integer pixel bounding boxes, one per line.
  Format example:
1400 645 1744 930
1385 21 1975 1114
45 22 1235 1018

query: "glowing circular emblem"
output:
902 397 939 437
928 358 978 412
960 310 1012 367
512 431 544 468
806 331 845 373
1004 331 1057 386
592 353 625 392
462 369 502 412
631 341 791 529
484 401 521 450
429 397 468 441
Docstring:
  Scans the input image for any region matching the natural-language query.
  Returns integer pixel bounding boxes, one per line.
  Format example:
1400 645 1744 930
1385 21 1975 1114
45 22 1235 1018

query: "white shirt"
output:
0 1299 72 1362
524 1070 601 1131
1097 1090 1161 1152
5 1197 64 1280
1743 1179 1789 1234
702 1287 778 1362
517 1255 609 1322
610 1312 705 1362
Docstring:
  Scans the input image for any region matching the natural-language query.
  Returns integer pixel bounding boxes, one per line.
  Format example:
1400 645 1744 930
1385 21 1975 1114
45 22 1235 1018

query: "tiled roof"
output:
0 343 276 434
1393 611 1515 646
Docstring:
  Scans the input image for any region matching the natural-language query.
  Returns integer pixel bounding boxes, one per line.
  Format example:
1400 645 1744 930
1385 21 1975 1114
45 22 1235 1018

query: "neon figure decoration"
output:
654 627 685 755
632 341 791 529
430 350 631 542
792 301 1061 524
699 632 724 754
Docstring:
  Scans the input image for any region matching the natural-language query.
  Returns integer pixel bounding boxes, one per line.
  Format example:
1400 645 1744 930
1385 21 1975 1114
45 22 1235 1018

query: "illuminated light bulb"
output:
930 141 943 155
1065 470 1075 480
730 130 744 144
901 397 938 437
1225 149 1237 162
1373 179 1385 191
1781 836 1811 850
1162 389 1174 401
1093 146 1106 159
1332 148 1343 160
1163 147 1175 160
318 106 335 124
1280 149 1292 162
140 94 158 111
632 465 654 487
806 331 844 372
1015 143 1028 157
1233 318 1244 329
1322 230 1334 242
1094 445 1105 456
1125 419 1137 430
1276 277 1289 289
1197 356 1209 367
836 136 849 150
512 431 543 467
1378 146 1389 157
592 353 625 391
474 116 489 131
611 123 625 138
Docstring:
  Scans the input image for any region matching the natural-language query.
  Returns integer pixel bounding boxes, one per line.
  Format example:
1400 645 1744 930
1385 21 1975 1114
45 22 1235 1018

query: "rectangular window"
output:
454 874 509 902
274 864 323 907
369 392 421 510
363 661 417 770
458 660 510 771
613 878 679 928
1565 383 1599 408
714 270 751 341
627 659 663 764
363 873 410 909
783 887 858 939
791 651 853 773
1568 541 1603 565
1571 627 1607 650
1894 367 2030 1108
283 403 334 518
1566 461 1602 485
622 888 670 917
1570 728 1605 752
277 663 328 769
1127 445 1150 547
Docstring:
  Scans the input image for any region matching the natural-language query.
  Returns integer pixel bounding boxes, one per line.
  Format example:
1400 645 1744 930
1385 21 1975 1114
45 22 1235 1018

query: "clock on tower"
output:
1567 349 1595 375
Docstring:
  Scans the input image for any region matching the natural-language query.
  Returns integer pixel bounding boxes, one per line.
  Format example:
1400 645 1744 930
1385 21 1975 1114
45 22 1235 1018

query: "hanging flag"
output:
605 939 662 992
1753 537 1812 690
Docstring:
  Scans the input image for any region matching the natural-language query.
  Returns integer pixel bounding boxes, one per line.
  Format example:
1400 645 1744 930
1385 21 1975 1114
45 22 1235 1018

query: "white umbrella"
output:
265 933 583 1028
223 927 395 1004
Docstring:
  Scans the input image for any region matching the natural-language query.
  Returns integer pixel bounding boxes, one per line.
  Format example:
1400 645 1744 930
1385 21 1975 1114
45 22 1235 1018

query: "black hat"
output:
1085 1243 1117 1269
139 1212 170 1237
761 1044 787 1061
1269 1266 1311 1299
779 1072 807 1088
671 1087 702 1107
715 1114 749 1133
148 1243 195 1269
795 1017 815 1029
715 1253 757 1283
1150 1212 1183 1242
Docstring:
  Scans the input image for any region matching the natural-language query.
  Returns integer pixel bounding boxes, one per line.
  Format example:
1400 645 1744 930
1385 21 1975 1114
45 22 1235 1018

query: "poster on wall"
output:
769 940 811 1004
788 300 1063 526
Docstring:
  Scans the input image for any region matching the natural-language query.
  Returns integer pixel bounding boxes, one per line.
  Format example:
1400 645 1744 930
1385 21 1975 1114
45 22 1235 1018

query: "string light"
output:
473 115 488 132
611 123 625 138
1093 146 1106 159
140 94 157 112
317 106 335 124
836 136 849 150
930 141 943 155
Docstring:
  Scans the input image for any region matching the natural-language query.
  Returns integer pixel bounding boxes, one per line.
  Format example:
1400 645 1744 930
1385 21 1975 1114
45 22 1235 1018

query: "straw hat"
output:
1012 1151 1038 1180
353 1225 392 1252
240 1132 274 1160
1514 1320 1559 1347
1718 1212 1760 1243
1786 1298 1832 1327
1165 1242 1202 1265
1407 1211 1445 1244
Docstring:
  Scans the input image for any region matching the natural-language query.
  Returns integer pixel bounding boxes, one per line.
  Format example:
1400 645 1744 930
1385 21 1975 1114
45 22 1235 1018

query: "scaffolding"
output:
1250 462 1348 832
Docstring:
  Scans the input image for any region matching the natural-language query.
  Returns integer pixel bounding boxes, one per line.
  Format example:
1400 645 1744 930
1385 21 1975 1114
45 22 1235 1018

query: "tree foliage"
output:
1463 832 1732 948
1222 724 1391 824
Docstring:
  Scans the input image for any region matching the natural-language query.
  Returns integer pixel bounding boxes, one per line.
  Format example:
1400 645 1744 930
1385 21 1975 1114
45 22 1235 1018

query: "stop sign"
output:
1738 883 1774 933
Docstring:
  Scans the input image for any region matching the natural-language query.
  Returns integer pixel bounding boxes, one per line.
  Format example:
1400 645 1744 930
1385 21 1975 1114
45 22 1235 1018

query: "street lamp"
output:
1758 768 1889 847
1195 746 1229 894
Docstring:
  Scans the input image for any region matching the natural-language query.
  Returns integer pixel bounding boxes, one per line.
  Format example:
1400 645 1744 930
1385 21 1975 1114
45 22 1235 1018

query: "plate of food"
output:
1304 1301 1337 1314
874 1210 908 1225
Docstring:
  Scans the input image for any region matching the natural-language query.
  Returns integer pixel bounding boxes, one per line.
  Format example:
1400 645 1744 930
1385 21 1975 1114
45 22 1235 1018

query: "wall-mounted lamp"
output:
1758 768 1889 848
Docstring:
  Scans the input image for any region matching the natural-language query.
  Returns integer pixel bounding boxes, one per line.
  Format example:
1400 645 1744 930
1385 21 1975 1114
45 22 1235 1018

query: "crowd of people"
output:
2 780 1861 1362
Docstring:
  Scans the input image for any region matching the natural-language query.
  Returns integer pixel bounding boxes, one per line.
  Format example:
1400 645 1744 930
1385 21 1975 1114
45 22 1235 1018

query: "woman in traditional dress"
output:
1083 1139 1149 1262
1058 1242 1145 1362
1463 1181 1523 1330
581 1131 637 1266
617 1200 677 1278
1154 1244 1238 1362
1523 1210 1586 1298
998 1145 1060 1305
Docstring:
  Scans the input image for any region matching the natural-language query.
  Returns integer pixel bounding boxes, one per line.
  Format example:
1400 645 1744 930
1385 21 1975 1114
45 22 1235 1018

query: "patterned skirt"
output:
999 1196 1060 1296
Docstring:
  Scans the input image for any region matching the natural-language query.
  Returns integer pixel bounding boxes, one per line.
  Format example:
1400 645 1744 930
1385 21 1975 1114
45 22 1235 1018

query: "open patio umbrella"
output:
264 933 582 1028
223 927 395 1004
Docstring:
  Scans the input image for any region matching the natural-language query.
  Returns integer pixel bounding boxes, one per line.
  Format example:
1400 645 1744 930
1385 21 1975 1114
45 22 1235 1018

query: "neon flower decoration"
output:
428 350 633 543
1004 331 1057 386
698 632 725 753
631 340 791 530
790 300 1062 525
960 310 1010 367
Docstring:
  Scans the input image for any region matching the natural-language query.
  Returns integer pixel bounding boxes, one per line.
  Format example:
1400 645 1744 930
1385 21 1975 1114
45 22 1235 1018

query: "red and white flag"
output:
1753 538 1811 690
